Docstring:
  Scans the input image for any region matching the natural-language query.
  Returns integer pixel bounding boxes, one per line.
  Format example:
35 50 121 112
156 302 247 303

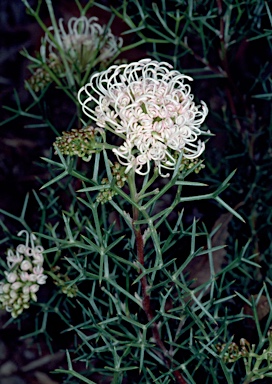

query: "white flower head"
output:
78 59 209 177
43 16 123 70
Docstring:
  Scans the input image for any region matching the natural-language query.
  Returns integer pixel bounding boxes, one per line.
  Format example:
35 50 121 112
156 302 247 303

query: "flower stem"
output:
127 170 187 384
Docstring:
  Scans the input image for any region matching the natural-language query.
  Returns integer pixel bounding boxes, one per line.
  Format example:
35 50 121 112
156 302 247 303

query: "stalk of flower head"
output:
125 167 188 384
0 230 47 318
78 58 209 384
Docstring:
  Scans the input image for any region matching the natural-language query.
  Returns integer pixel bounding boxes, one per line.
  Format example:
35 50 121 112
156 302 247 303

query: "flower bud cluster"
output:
97 162 128 204
51 267 78 298
55 275 78 298
53 126 103 161
0 231 48 318
179 157 205 174
216 339 250 363
26 53 63 92
61 283 78 298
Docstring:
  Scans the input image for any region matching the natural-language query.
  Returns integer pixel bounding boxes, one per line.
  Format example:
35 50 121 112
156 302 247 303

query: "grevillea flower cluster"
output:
0 231 47 318
78 58 209 177
50 267 79 298
42 16 123 71
53 125 104 161
216 339 250 363
26 53 63 92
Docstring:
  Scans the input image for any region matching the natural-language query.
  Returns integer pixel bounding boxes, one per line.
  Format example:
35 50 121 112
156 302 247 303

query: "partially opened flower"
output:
78 58 209 177
42 16 123 71
0 231 47 318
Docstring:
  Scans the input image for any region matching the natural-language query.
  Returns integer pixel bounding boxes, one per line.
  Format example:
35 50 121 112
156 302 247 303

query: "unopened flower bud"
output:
2 284 11 293
5 272 18 283
28 274 37 282
16 298 22 305
37 275 47 285
32 253 44 264
11 282 23 290
30 284 39 293
9 297 16 304
33 265 44 275
22 294 30 303
16 308 23 316
20 272 30 282
22 286 30 295
10 290 18 299
31 292 37 302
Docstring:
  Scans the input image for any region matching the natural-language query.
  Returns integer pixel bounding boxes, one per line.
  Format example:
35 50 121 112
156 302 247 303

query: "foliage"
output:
1 0 272 383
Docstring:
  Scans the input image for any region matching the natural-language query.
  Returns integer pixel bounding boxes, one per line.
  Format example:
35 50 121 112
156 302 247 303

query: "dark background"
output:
1 1 272 383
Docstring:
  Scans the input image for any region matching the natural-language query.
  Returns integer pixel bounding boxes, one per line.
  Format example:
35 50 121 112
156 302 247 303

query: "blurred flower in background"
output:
26 15 123 91
43 16 123 70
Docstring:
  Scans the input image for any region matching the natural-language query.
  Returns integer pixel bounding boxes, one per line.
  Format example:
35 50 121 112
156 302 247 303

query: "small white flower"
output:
7 249 23 268
22 294 30 303
5 272 18 284
32 253 44 265
31 293 38 302
22 286 30 295
2 284 10 293
36 275 48 285
28 274 38 282
11 282 23 291
32 265 44 276
25 247 34 257
30 284 39 293
20 260 32 271
17 298 22 305
20 272 30 282
16 244 26 254
32 247 44 265
78 59 209 177
9 290 18 299
13 308 23 317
